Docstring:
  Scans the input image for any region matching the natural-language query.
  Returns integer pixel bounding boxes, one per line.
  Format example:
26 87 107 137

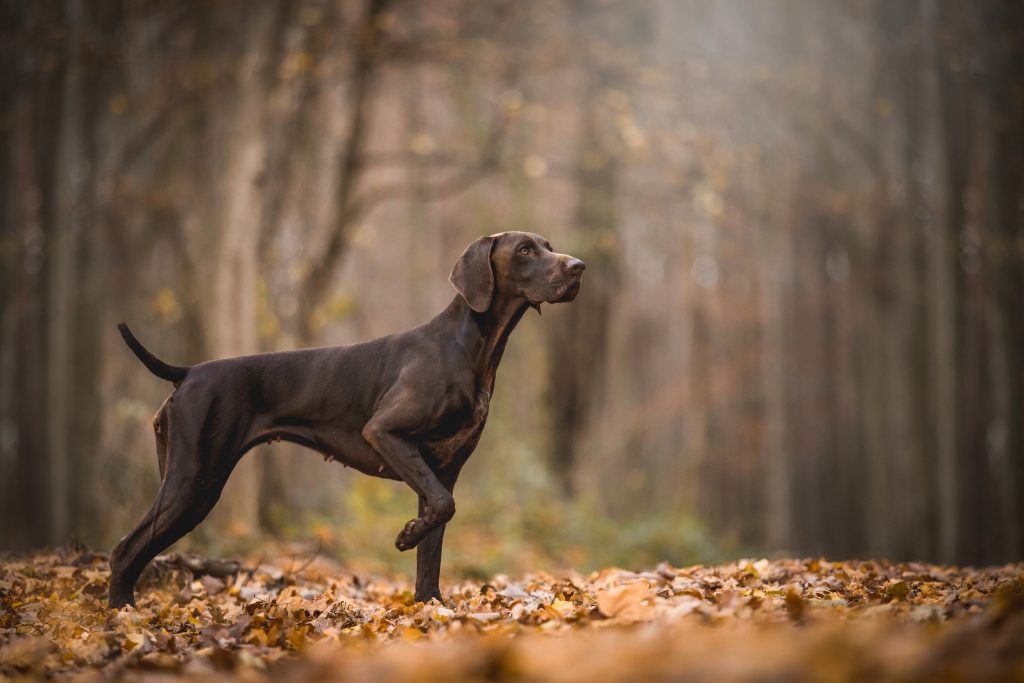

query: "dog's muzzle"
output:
551 258 585 302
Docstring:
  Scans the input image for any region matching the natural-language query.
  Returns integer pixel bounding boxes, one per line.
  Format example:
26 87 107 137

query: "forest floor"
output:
1 549 1022 682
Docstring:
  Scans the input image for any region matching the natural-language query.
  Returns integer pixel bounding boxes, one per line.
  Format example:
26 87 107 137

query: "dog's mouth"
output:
549 274 583 303
525 270 584 309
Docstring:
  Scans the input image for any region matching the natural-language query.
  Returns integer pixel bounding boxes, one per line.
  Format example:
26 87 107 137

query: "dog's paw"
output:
395 518 424 551
107 588 136 610
415 590 445 605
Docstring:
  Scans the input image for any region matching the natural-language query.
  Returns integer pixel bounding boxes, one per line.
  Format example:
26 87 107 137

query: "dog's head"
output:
449 232 585 313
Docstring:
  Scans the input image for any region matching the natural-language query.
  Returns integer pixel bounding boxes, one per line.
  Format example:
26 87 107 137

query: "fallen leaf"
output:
596 582 654 622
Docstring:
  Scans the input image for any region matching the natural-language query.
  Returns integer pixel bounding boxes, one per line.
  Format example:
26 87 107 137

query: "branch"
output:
297 0 395 333
361 149 476 169
159 552 242 579
349 116 506 217
751 80 884 178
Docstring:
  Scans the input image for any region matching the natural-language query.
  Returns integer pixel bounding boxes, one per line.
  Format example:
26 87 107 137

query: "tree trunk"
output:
46 0 90 545
201 6 279 536
543 1 627 496
981 0 1024 559
757 218 792 552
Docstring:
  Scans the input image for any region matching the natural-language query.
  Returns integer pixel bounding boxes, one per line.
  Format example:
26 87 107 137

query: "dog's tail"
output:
118 322 190 386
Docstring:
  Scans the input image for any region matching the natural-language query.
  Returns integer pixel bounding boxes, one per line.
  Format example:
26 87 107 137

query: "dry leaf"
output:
0 636 54 669
1 551 1022 682
596 582 654 622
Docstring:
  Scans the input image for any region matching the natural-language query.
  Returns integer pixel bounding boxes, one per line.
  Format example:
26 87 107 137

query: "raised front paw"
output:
395 517 428 551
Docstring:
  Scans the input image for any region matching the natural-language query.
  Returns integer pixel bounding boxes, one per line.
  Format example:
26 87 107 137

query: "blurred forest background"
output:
1 0 1022 578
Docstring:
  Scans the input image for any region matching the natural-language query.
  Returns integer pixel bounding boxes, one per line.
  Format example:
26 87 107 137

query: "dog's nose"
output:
566 258 586 275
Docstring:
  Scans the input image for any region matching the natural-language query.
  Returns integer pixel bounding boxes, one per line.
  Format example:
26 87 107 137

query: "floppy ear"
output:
449 235 496 312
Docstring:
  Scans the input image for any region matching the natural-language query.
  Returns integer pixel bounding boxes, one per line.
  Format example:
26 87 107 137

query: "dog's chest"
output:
423 389 491 469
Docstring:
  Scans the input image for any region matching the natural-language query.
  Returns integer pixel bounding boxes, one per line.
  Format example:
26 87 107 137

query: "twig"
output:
288 536 324 578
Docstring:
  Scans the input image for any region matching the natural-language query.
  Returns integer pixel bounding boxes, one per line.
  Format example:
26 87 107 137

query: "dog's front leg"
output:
362 400 455 552
415 495 447 604
415 466 461 603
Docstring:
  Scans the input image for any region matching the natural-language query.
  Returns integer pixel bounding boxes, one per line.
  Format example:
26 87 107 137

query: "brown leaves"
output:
595 581 654 622
1 552 1022 682
0 635 54 670
886 579 911 601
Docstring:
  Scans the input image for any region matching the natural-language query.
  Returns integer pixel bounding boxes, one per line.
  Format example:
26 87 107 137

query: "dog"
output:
109 232 585 608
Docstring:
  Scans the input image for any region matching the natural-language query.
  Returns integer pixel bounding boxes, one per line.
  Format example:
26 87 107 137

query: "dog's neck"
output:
436 294 530 394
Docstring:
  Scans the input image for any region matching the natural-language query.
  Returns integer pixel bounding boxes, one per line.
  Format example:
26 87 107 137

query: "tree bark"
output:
201 4 279 535
544 0 626 496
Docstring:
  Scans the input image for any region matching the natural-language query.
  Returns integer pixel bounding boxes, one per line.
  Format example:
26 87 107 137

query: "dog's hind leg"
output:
108 465 229 607
109 399 240 608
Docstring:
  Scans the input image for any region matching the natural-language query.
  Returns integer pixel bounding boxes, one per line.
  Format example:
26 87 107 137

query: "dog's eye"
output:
518 245 532 256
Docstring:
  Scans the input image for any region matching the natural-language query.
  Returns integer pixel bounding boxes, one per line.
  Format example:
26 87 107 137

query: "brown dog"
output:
109 232 585 608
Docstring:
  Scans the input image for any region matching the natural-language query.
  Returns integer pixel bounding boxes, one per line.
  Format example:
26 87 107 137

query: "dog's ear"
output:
449 235 496 313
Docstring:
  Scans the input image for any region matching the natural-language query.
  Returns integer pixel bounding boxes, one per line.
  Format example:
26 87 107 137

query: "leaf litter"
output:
1 550 1022 681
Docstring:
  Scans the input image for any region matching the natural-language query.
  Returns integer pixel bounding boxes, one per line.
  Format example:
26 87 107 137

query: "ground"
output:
1 549 1022 682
